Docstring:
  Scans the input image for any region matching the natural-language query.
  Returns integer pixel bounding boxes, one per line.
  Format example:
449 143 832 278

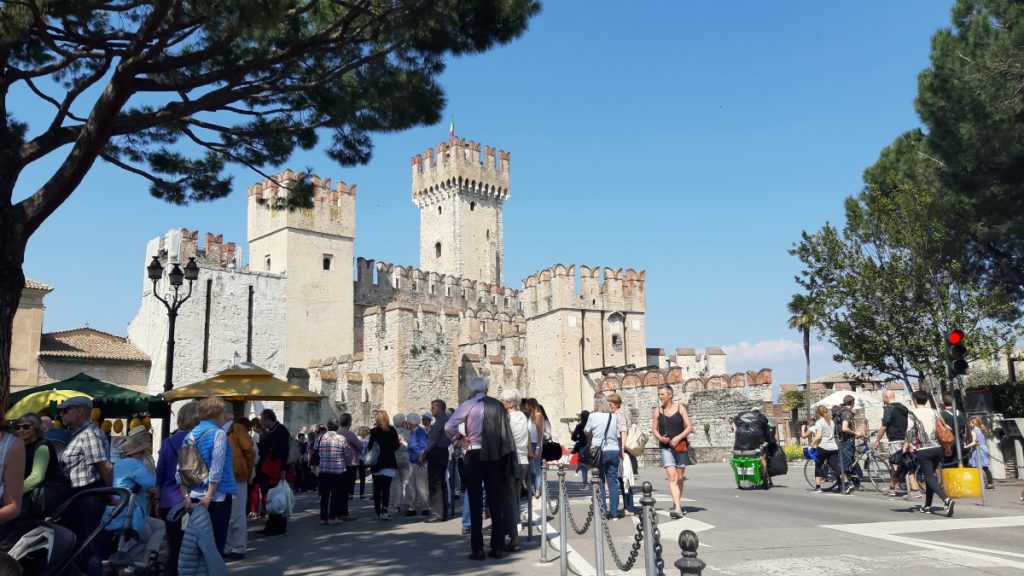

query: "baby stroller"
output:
101 486 166 575
5 487 130 576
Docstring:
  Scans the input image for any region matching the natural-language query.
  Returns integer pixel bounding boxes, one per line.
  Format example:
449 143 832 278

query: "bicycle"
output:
803 436 890 492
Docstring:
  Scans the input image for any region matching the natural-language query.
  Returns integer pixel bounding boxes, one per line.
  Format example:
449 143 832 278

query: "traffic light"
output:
948 329 968 376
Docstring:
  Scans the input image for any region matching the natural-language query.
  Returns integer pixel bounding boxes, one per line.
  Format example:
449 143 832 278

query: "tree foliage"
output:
916 0 1024 295
0 0 541 407
791 131 1021 390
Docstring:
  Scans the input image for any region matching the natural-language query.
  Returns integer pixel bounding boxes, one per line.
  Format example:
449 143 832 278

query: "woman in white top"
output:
500 388 530 552
809 405 849 494
584 394 621 518
906 391 953 516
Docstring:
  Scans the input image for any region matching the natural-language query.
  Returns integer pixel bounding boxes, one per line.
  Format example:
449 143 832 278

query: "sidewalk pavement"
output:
230 489 560 575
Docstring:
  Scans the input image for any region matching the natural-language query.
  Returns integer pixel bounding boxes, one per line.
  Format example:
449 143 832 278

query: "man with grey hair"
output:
421 399 450 522
446 378 516 560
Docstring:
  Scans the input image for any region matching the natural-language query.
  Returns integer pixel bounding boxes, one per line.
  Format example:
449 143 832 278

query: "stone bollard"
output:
675 530 705 575
640 481 658 576
558 465 568 576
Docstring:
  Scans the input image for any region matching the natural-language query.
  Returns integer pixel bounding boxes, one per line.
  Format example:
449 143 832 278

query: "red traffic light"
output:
947 330 964 346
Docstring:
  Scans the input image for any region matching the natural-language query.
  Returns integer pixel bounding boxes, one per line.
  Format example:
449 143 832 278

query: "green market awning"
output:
8 372 168 419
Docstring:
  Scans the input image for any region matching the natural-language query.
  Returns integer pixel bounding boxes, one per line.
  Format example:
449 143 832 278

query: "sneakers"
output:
843 483 855 495
809 486 822 493
944 498 956 517
918 506 932 514
669 509 682 519
380 512 391 520
886 487 897 497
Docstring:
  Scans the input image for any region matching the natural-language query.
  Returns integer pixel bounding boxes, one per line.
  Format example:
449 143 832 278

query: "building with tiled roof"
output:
36 328 150 392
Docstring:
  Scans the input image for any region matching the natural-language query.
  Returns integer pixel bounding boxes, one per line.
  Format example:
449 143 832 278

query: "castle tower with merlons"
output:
412 137 510 286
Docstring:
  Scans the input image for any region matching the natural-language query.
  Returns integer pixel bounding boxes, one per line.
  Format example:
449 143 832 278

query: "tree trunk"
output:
0 209 28 413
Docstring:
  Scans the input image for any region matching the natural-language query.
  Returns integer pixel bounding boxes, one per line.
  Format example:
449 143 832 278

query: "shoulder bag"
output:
660 405 688 453
624 423 649 458
934 410 955 456
362 442 380 467
579 414 613 468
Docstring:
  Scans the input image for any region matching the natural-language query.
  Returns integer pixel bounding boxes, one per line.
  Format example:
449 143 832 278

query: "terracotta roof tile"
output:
24 279 53 292
39 328 148 362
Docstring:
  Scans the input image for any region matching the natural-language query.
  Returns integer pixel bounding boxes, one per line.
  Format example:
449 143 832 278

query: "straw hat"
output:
119 429 152 457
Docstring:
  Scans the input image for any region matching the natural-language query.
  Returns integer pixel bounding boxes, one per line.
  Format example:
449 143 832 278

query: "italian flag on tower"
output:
449 117 455 139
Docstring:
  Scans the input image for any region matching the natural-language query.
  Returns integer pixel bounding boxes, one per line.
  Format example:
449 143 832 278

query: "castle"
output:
127 136 769 441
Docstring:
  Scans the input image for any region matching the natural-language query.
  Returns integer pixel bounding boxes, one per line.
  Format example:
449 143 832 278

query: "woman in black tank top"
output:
651 385 692 518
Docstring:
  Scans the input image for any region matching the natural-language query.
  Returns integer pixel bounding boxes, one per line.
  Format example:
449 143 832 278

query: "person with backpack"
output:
906 390 955 516
940 395 968 465
177 396 237 555
837 395 863 491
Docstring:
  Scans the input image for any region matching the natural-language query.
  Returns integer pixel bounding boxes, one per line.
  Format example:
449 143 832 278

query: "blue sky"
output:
15 2 954 385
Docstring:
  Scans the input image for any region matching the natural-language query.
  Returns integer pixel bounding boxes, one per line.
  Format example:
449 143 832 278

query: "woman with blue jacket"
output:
178 397 236 555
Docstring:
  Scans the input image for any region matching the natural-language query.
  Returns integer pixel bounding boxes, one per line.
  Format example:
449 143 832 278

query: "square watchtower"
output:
412 137 510 286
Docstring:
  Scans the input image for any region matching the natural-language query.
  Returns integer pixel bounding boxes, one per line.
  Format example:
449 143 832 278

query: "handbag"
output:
541 441 563 462
672 438 688 453
624 423 649 458
362 443 380 467
579 413 613 468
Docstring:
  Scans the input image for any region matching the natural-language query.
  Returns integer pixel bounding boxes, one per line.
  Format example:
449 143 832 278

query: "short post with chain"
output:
675 530 705 575
558 465 568 576
591 467 605 576
641 481 658 575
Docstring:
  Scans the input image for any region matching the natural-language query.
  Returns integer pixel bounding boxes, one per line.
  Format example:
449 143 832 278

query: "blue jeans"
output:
462 482 485 530
598 451 620 517
839 439 862 485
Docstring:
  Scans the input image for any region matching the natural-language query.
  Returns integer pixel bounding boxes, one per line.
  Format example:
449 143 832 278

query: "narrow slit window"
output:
323 254 333 270
435 242 441 258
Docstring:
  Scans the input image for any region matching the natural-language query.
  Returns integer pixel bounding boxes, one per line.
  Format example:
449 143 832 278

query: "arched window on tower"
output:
435 242 441 258
470 201 476 211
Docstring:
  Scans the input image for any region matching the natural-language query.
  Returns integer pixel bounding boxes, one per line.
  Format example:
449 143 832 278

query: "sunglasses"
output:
14 424 33 431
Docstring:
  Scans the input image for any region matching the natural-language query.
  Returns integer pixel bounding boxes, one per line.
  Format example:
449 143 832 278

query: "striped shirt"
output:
317 431 349 474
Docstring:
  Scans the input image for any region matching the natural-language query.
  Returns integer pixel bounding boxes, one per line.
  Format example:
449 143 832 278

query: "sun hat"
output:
118 429 152 457
421 411 434 421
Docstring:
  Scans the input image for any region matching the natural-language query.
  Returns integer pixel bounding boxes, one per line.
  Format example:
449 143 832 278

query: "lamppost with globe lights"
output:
147 255 199 438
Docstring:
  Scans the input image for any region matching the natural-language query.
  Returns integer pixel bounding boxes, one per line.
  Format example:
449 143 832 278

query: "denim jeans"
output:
531 442 542 491
598 451 620 517
839 439 862 485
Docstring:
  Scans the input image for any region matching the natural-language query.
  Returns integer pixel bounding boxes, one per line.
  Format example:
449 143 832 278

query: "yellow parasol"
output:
8 389 94 419
162 363 323 402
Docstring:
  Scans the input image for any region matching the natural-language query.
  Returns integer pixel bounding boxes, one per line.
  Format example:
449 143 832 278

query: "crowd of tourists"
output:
0 394 296 575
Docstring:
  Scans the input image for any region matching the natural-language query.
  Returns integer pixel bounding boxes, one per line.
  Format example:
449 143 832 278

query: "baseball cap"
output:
422 411 434 421
56 396 93 410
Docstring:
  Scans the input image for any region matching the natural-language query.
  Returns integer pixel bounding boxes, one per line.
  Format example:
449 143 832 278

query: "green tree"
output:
0 0 541 407
786 292 818 390
792 131 1020 392
916 0 1024 295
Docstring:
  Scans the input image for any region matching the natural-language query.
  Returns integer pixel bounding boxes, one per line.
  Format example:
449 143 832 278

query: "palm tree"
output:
787 293 816 390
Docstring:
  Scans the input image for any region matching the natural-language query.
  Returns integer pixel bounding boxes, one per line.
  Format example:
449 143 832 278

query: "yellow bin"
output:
941 466 982 499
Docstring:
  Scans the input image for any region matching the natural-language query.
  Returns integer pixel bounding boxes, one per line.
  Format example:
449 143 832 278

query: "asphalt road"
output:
546 461 1024 576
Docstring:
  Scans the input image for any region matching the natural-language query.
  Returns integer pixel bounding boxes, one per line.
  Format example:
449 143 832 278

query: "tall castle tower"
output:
412 137 510 286
247 170 356 369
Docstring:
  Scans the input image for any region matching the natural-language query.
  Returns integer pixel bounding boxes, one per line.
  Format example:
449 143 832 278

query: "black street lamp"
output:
148 255 200 438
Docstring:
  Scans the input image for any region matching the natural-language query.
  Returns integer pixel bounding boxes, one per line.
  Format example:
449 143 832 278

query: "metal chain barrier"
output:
652 511 666 576
601 504 645 572
560 467 595 534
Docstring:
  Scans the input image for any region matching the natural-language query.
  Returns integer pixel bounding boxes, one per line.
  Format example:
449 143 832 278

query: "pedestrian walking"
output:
651 385 691 518
907 391 955 517
367 411 400 520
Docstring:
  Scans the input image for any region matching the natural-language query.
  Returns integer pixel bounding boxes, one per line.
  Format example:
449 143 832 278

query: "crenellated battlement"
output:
247 169 356 206
411 137 510 208
519 263 646 318
355 257 521 314
247 169 356 243
155 228 241 269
